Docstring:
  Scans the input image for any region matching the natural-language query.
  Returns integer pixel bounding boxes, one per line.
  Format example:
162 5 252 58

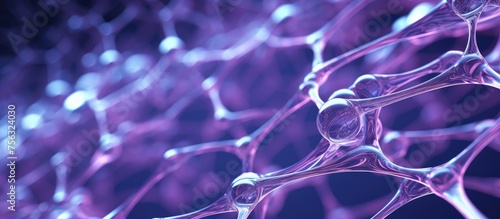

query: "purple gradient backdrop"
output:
1 0 500 219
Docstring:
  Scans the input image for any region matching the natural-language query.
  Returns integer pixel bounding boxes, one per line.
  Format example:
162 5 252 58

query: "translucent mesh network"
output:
1 0 500 218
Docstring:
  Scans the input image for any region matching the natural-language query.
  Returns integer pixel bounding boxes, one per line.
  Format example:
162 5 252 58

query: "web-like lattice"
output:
1 0 500 218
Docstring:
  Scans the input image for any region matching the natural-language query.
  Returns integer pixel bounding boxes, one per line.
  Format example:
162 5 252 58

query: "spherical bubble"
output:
159 36 183 54
448 0 487 17
124 54 151 74
99 49 120 65
328 89 356 100
454 54 485 78
317 98 363 143
230 183 258 206
230 173 260 207
381 131 409 160
63 91 88 111
46 80 71 97
22 113 43 130
428 167 458 193
352 74 383 98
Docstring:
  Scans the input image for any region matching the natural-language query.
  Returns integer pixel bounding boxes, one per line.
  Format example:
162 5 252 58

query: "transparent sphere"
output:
381 131 409 160
230 173 260 207
448 0 487 17
428 167 458 193
317 98 363 143
352 74 383 98
328 89 356 100
455 54 485 78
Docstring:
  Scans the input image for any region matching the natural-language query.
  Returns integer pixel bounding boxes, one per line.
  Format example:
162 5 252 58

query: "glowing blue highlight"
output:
76 73 99 90
159 36 183 53
63 91 87 111
46 80 71 97
99 50 120 65
125 54 150 73
407 3 434 25
392 16 407 32
272 4 300 23
22 114 43 130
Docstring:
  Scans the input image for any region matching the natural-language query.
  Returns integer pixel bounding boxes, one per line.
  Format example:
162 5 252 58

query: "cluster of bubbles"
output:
1 0 500 218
